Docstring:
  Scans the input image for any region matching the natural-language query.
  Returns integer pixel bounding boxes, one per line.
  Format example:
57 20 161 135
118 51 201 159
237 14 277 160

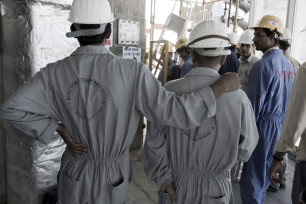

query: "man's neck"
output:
241 54 251 62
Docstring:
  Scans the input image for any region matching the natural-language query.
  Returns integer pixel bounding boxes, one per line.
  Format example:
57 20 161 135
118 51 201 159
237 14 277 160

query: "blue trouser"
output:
292 161 306 204
240 119 282 204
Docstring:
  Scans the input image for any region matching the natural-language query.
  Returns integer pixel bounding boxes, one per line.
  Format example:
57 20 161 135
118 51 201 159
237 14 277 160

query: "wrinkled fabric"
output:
284 51 300 73
179 56 193 77
218 51 239 75
276 63 306 162
0 46 218 204
144 68 259 204
238 54 260 92
240 48 295 204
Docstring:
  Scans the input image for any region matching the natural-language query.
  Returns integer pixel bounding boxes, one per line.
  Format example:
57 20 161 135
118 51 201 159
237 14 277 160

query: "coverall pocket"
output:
59 173 80 204
206 194 229 204
158 190 172 204
109 177 129 204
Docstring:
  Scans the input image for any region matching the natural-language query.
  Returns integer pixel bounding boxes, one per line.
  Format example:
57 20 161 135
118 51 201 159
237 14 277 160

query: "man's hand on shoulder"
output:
56 123 87 157
211 72 240 98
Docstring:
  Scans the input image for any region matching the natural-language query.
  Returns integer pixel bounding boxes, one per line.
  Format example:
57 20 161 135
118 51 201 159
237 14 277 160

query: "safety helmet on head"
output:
160 44 174 53
280 28 292 41
238 29 255 44
187 20 231 56
66 0 115 38
175 37 188 51
229 32 238 45
250 15 284 37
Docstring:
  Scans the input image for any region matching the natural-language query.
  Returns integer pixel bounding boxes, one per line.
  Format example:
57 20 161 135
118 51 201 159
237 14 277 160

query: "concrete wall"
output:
110 0 147 150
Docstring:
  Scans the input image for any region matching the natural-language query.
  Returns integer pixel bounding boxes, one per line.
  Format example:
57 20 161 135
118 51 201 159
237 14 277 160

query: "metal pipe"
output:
228 0 232 27
202 0 206 20
233 0 239 32
179 0 183 17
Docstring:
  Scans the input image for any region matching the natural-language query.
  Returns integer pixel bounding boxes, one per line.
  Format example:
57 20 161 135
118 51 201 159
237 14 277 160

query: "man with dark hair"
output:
218 32 240 75
240 15 295 204
175 38 194 77
278 28 300 72
0 0 240 203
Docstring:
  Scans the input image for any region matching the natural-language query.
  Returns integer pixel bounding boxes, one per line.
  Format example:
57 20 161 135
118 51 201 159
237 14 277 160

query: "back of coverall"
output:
144 68 259 204
0 45 217 204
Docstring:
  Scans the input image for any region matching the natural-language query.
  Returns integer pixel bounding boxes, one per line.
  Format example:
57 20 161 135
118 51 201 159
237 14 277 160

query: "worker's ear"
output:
220 55 227 66
105 24 112 39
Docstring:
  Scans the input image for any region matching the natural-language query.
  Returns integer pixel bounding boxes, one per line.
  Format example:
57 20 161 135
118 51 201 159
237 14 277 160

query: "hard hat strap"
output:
187 35 230 47
66 23 108 38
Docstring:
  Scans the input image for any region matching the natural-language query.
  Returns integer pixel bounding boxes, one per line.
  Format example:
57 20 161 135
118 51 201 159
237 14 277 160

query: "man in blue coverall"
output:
239 15 295 204
176 45 194 78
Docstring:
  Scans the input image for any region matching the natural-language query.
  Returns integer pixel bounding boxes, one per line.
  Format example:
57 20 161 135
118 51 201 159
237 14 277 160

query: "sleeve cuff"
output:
275 140 292 153
37 119 59 145
198 87 216 117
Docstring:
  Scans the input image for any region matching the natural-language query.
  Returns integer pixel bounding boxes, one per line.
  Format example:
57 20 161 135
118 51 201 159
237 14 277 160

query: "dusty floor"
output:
128 147 295 204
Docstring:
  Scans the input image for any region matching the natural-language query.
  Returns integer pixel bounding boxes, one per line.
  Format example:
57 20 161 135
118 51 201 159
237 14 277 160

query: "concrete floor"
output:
128 147 295 204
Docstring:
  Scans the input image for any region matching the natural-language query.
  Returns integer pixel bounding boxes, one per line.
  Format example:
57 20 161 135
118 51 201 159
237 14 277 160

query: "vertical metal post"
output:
228 0 232 27
150 0 156 41
233 0 239 32
202 0 206 20
179 0 183 17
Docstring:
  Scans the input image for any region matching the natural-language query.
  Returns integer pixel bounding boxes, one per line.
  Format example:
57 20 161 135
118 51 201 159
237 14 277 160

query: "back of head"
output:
66 0 115 45
279 28 292 51
187 20 231 57
238 29 255 45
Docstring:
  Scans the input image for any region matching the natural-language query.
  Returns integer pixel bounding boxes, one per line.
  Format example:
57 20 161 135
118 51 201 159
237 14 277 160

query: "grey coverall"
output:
143 68 259 204
0 46 217 204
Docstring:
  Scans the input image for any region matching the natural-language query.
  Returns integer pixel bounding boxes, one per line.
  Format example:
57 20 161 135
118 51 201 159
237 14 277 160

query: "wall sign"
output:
118 19 140 45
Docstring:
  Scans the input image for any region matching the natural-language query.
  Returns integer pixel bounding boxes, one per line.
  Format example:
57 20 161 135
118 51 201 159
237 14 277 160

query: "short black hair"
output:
176 46 191 53
262 28 280 45
71 23 111 46
279 40 291 51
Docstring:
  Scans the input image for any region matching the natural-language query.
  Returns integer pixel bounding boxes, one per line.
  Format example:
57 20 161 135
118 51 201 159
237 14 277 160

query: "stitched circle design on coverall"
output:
183 116 217 140
67 78 106 120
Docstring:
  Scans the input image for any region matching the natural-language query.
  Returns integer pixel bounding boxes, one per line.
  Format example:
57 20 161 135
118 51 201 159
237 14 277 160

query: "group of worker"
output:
0 0 305 204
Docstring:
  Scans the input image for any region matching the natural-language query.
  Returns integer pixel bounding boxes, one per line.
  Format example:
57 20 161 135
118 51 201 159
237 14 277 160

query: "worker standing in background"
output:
237 29 260 92
278 27 300 72
268 27 301 193
0 0 240 203
157 44 178 86
269 62 306 204
175 37 194 77
240 15 295 204
218 32 239 75
143 20 259 204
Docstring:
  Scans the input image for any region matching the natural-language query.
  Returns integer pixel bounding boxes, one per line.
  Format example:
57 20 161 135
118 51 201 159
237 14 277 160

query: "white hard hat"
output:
238 29 255 44
187 20 231 56
66 0 115 38
229 32 238 45
280 28 292 41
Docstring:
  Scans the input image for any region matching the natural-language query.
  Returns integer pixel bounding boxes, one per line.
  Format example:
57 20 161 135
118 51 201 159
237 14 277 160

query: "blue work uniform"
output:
240 48 295 204
218 51 239 75
180 56 193 77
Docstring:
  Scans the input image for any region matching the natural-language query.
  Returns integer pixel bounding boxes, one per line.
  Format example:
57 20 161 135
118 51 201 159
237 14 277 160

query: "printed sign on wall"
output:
122 46 141 62
118 19 140 45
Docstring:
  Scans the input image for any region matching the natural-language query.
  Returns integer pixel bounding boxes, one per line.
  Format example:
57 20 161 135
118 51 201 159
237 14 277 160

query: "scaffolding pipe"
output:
202 0 206 20
228 0 232 27
150 0 157 41
233 0 239 32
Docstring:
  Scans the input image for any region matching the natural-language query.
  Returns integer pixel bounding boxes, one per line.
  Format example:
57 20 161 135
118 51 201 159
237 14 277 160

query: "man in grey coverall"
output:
143 20 259 204
0 0 239 204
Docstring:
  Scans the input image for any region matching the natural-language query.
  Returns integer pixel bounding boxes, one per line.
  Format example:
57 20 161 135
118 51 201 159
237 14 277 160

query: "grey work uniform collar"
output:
184 67 221 79
71 45 113 56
